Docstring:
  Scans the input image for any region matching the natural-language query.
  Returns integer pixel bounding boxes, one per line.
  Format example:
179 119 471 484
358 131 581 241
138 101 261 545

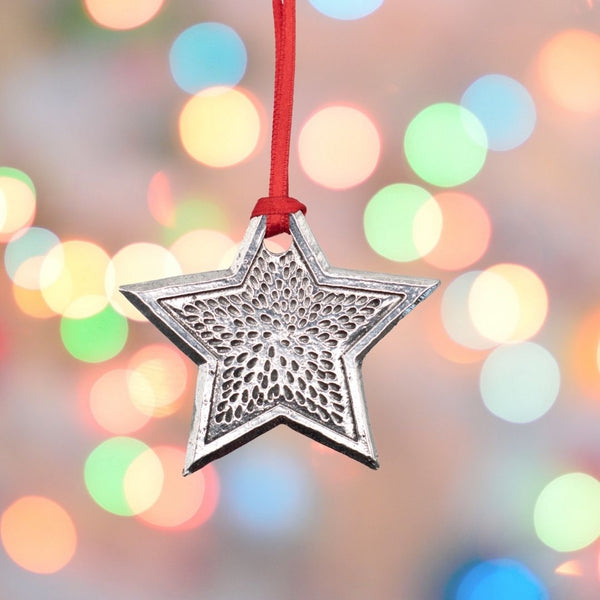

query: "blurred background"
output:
1 0 600 598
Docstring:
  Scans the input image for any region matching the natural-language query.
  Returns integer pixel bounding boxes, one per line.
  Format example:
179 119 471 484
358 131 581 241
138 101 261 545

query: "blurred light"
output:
179 86 261 167
1 496 77 574
534 472 600 552
423 192 491 270
170 23 247 94
12 285 56 319
308 0 382 19
469 264 548 343
363 183 441 261
441 272 498 350
83 0 164 30
569 307 600 401
537 29 600 113
106 242 181 321
0 167 36 242
40 240 110 318
221 450 314 537
122 448 164 515
137 447 220 530
128 344 188 417
147 172 174 227
461 74 536 151
5 227 59 290
456 559 548 600
162 198 229 246
555 560 583 577
480 342 560 423
60 305 128 363
89 369 152 434
298 105 380 190
84 437 157 516
404 103 487 187
170 229 236 273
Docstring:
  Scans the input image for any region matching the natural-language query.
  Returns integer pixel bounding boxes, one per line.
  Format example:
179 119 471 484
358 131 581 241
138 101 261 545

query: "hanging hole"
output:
265 233 292 254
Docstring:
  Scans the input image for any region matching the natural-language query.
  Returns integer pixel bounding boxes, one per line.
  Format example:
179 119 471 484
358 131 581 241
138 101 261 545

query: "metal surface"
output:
121 212 439 474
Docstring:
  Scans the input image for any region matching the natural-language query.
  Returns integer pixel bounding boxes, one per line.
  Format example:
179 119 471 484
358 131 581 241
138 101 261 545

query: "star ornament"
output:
121 212 439 475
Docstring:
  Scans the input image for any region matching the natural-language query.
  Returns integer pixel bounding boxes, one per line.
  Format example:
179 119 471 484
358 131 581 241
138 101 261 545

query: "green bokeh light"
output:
60 305 128 363
84 437 149 516
480 342 560 423
0 166 36 193
534 472 600 552
162 198 229 245
404 103 487 187
363 183 433 262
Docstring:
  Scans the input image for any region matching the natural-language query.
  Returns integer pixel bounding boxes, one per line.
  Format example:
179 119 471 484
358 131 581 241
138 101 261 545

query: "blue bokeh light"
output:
4 227 59 282
456 559 548 600
220 447 314 538
169 23 247 94
461 74 536 151
308 0 383 20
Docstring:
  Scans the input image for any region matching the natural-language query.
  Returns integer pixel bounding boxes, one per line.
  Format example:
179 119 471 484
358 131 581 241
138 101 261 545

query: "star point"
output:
121 212 438 474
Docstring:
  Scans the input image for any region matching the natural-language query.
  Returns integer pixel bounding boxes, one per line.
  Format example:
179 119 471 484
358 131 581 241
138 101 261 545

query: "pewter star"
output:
121 212 438 474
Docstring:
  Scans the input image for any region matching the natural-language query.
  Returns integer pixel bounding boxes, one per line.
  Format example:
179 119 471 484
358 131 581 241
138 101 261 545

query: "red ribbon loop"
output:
251 0 302 238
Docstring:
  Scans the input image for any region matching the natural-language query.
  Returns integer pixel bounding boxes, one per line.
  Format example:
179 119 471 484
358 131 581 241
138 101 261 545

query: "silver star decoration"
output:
121 212 438 474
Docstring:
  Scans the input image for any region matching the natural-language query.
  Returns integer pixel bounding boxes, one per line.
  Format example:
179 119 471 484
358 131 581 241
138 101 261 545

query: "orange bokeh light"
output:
12 284 56 319
537 29 600 113
424 192 491 270
1 496 77 574
137 446 219 530
83 0 164 31
147 171 175 227
569 307 600 403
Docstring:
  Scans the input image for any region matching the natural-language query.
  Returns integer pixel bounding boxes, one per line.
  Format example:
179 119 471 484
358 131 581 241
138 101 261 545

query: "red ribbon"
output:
251 0 306 237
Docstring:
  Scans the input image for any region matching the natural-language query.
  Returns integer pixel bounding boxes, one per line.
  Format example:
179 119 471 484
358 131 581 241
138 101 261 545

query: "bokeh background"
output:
1 0 600 598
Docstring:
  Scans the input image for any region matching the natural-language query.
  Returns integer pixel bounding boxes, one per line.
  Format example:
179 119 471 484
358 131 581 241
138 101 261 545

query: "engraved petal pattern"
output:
159 246 397 442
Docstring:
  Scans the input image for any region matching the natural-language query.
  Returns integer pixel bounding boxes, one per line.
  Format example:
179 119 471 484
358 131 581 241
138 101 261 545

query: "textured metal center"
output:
159 244 397 443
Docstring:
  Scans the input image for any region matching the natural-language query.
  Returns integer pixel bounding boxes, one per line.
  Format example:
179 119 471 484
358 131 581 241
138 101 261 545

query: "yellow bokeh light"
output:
128 344 188 417
1 496 77 574
89 369 152 435
537 29 600 114
0 176 36 242
106 243 181 321
469 264 548 343
40 240 110 318
298 105 380 190
413 198 443 257
170 229 236 274
83 0 164 31
179 87 261 168
123 448 164 515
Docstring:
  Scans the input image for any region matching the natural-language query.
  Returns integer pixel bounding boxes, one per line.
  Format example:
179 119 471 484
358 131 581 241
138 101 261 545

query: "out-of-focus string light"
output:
555 560 583 577
423 192 491 270
455 559 548 600
41 240 110 319
537 29 600 114
83 0 164 31
162 198 229 245
106 242 181 321
568 307 600 402
363 183 441 261
534 472 600 552
89 369 152 434
179 86 261 168
404 103 487 187
221 449 314 538
0 167 36 242
147 172 175 227
461 74 536 151
1 496 77 574
12 285 56 319
128 344 189 418
170 229 236 274
170 23 247 94
4 227 59 289
298 105 381 190
480 342 560 423
308 0 383 19
60 305 128 363
137 447 220 530
469 264 548 344
84 437 162 516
